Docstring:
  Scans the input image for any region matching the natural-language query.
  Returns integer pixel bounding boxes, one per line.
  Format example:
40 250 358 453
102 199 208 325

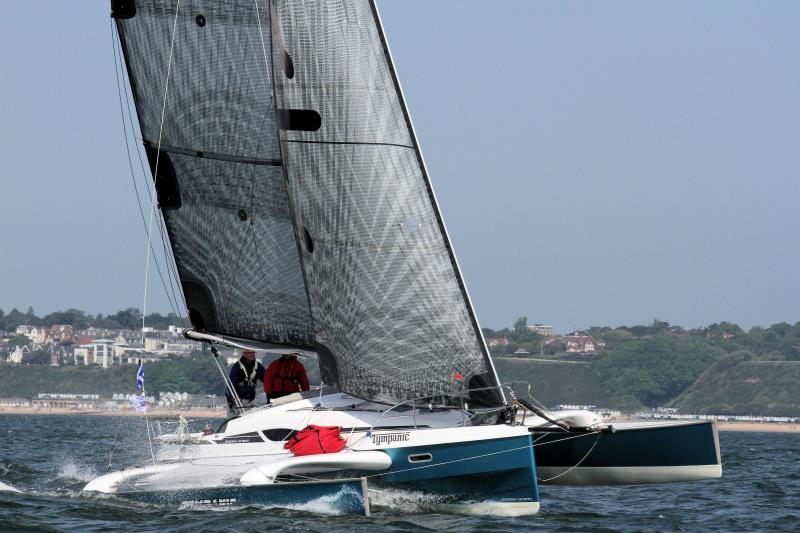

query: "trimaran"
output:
84 0 721 516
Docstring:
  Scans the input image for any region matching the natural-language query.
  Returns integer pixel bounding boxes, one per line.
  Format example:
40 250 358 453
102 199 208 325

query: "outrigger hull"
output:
531 420 721 485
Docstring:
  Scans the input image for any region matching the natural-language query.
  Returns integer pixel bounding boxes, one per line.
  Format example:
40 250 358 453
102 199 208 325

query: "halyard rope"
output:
142 0 181 345
140 0 181 466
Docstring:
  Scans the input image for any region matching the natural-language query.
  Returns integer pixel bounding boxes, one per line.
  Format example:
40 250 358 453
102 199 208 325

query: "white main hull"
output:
85 392 540 516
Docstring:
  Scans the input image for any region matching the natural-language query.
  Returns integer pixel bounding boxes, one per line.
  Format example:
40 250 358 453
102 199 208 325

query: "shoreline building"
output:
526 324 553 337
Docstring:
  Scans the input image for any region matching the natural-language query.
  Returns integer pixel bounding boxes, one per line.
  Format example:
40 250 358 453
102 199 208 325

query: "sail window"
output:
283 50 295 79
278 109 321 132
218 432 264 444
111 0 136 19
144 145 181 209
402 217 419 234
262 429 297 442
182 280 218 333
196 14 206 27
238 209 248 222
302 227 314 253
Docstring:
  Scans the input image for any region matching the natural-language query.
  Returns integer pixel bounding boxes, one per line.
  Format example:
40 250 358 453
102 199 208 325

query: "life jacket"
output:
271 358 302 394
284 425 346 456
237 361 260 388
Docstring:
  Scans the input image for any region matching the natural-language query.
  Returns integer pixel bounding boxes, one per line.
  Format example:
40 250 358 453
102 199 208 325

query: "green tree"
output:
594 336 724 407
3 308 32 331
40 309 92 329
6 335 31 347
544 340 566 355
144 312 185 330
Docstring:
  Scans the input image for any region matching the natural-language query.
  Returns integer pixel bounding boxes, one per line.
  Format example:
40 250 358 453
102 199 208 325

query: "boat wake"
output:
280 487 359 516
368 487 447 513
0 481 22 494
177 486 361 516
55 459 98 483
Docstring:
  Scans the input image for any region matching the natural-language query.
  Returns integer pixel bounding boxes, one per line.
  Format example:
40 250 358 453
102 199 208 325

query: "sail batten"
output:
142 140 283 166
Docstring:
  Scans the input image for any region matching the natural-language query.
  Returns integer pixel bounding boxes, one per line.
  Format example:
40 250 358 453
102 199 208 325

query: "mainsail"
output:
114 0 315 349
113 0 505 407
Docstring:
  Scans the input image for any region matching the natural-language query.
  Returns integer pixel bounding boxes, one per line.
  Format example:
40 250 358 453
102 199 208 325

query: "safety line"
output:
537 432 602 483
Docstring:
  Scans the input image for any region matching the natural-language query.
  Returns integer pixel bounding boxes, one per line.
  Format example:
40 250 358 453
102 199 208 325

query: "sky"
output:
1 1 798 333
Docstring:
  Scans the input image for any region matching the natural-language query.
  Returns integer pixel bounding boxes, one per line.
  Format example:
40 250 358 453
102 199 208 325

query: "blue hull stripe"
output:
378 434 539 505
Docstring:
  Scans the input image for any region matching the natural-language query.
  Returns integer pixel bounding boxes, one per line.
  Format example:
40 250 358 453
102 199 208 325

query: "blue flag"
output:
136 360 145 390
131 393 147 413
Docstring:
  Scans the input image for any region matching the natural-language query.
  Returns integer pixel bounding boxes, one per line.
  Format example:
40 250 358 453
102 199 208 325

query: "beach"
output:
715 421 800 433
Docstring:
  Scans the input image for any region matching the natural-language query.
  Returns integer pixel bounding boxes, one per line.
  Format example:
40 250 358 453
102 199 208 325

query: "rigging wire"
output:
113 28 188 325
142 0 182 345
253 0 273 80
109 20 183 320
536 431 602 483
210 344 243 411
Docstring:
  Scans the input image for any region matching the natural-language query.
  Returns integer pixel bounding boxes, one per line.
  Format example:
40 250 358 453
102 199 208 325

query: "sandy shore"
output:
716 421 800 433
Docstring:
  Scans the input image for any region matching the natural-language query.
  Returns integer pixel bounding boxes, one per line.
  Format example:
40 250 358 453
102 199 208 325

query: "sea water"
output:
0 414 797 532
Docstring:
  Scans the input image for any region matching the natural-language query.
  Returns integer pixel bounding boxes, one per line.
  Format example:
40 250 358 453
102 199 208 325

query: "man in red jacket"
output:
264 352 310 402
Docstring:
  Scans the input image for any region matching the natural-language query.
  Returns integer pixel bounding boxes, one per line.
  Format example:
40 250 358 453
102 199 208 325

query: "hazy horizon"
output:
1 1 798 333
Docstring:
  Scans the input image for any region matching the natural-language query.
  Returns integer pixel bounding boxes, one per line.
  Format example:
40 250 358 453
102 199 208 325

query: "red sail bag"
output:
285 425 346 456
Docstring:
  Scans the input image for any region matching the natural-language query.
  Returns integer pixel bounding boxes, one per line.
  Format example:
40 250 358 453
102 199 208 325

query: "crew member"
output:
264 352 310 401
227 349 265 413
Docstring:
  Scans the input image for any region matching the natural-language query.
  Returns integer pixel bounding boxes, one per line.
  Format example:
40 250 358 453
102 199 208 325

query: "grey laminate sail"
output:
113 0 504 407
114 0 314 348
269 0 504 407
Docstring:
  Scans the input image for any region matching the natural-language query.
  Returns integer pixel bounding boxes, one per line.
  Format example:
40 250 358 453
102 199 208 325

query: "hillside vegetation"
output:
2 308 799 415
671 357 800 416
493 358 609 406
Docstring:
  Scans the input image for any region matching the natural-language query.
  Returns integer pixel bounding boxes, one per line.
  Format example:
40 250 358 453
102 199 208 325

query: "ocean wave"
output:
55 459 98 483
0 481 22 493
